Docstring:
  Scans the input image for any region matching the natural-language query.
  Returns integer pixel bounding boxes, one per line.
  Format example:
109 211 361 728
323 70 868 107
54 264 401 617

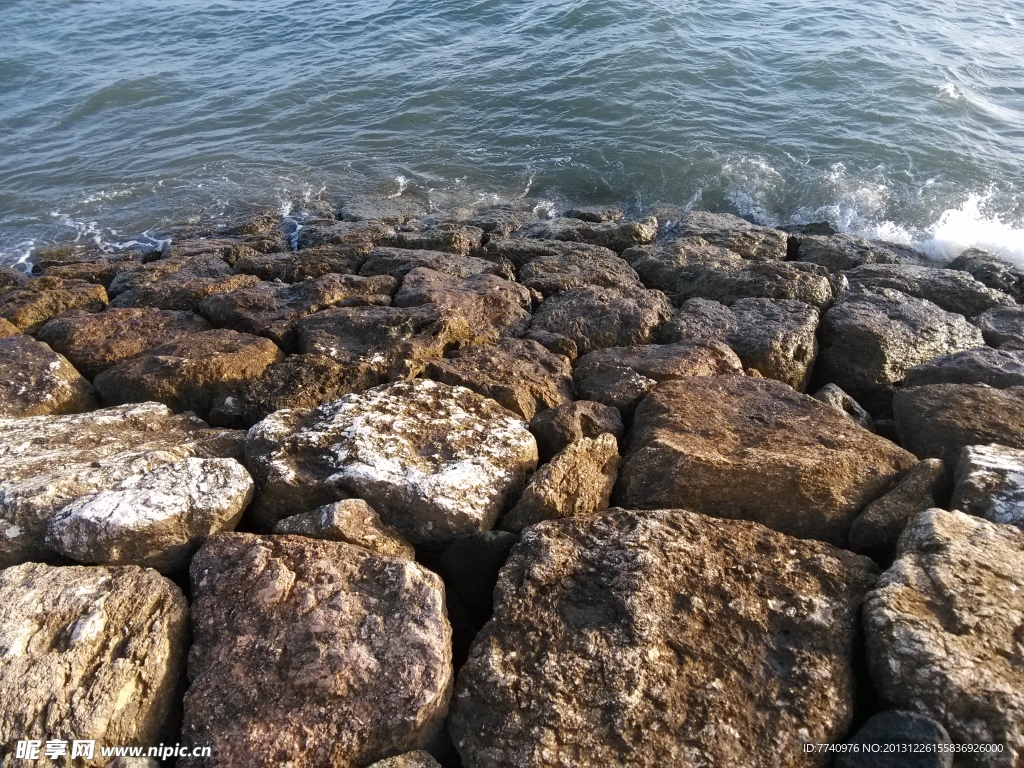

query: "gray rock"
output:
529 400 624 463
951 443 1024 529
676 257 835 307
520 328 578 361
817 290 985 417
482 238 612 270
180 533 452 767
835 711 952 768
812 383 874 430
450 508 878 767
865 509 1024 766
843 263 1015 317
519 215 657 253
794 233 931 272
517 247 643 296
381 222 485 255
0 403 244 568
339 196 428 224
46 457 254 573
367 752 442 768
564 206 624 223
294 218 394 250
948 248 1024 302
0 264 30 287
671 210 788 260
0 562 188 763
904 347 1024 389
245 380 537 546
620 236 739 294
848 459 946 564
0 334 96 417
273 499 415 559
234 245 366 282
972 305 1024 348
360 246 509 280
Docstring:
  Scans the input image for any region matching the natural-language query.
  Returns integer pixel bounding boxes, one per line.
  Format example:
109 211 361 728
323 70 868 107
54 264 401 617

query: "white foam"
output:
387 175 410 199
917 193 1024 265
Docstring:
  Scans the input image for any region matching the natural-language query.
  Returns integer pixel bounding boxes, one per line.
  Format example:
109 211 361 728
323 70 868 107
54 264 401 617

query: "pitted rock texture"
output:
486 238 632 271
37 307 213 379
519 215 657 253
246 380 538 545
529 400 624 463
615 377 917 545
0 563 188 765
671 210 788 260
180 533 453 768
0 403 244 568
952 444 1024 529
864 509 1024 766
835 711 953 768
0 318 18 337
382 222 485 255
817 290 985 417
274 499 415 560
948 248 1024 303
620 237 739 294
46 457 254 573
94 328 284 420
843 263 1016 317
973 306 1024 348
108 253 261 313
423 338 573 421
530 285 672 356
812 383 874 430
516 247 643 296
0 277 108 333
295 219 394 251
676 257 835 308
450 508 878 768
40 257 141 288
500 433 619 533
234 245 366 282
793 233 931 272
0 334 96 417
367 751 442 768
903 347 1024 389
360 247 509 281
0 264 30 287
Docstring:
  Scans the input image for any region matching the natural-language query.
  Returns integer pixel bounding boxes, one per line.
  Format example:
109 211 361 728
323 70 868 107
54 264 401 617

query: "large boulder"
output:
108 253 260 313
94 329 284 420
0 277 108 333
676 258 835 308
947 248 1024 303
180 533 452 767
0 403 244 567
529 286 672 356
670 210 788 260
450 508 878 767
46 457 254 573
234 245 366 282
381 222 485 255
518 215 657 253
295 219 394 251
245 380 537 545
794 233 931 272
516 247 643 296
529 400 624 463
843 264 1015 317
951 444 1024 529
0 334 96 417
893 384 1024 468
0 563 188 762
360 247 509 280
423 338 573 420
620 236 739 294
973 306 1024 348
273 499 415 560
482 238 613 270
865 509 1024 765
615 377 917 545
817 290 984 417
661 297 820 390
903 347 1024 389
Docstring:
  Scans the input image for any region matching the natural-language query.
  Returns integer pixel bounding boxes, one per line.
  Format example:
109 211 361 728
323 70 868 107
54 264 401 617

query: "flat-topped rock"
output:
947 248 1024 303
246 380 537 545
180 533 452 767
516 247 644 296
865 509 1024 766
0 562 187 762
94 328 283 420
381 222 485 254
40 257 142 288
450 508 877 767
0 334 96 417
294 218 394 251
676 257 835 307
952 444 1024 529
519 215 657 253
843 263 1015 316
620 236 740 294
973 306 1024 348
37 307 212 378
904 347 1024 389
615 376 917 545
234 245 366 282
0 277 108 333
670 210 788 260
359 246 510 280
794 233 931 272
482 237 622 270
108 252 260 312
273 499 415 559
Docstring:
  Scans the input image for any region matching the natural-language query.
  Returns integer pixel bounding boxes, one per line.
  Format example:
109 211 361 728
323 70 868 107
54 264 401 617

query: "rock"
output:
37 307 212 378
835 711 953 768
521 328 578 361
848 459 946 564
423 338 573 421
367 752 442 768
381 222 485 255
0 562 187 760
864 508 1024 765
180 533 453 767
360 247 510 281
108 253 263 313
40 257 142 288
273 499 415 559
812 383 874 430
817 290 985 417
564 206 624 223
234 245 366 282
794 233 931 272
0 402 244 568
904 347 1024 389
843 264 1016 317
0 317 18 337
0 277 108 333
620 236 739 294
393 267 532 343
519 215 657 253
0 264 30 287
94 329 284 420
45 457 253 573
951 444 1024 529
440 530 519 627
676 257 835 308
948 248 1024 302
245 380 537 545
294 218 394 251
893 384 1024 468
662 297 820 390
339 196 427 224
483 238 620 271
615 377 917 545
973 306 1024 348
500 434 619 533
162 233 283 264
199 273 396 352
529 401 624 463
462 204 536 238
530 285 672 356
671 210 788 260
0 334 96 417
572 341 744 417
449 508 878 767
516 247 644 296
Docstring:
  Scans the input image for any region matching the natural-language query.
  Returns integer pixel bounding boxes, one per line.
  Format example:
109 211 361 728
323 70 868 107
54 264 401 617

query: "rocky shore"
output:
1 197 1023 767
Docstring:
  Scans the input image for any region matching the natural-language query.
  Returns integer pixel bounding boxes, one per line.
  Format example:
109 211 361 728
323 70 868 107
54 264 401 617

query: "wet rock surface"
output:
793 233 931 272
519 215 657 253
0 276 108 333
865 509 1024 766
234 245 366 282
616 377 917 545
947 248 1024 303
842 263 1016 317
951 443 1024 529
903 346 1024 389
670 210 788 260
973 305 1024 348
450 508 877 767
676 256 835 307
0 334 96 417
181 533 453 768
529 400 624 463
273 499 415 559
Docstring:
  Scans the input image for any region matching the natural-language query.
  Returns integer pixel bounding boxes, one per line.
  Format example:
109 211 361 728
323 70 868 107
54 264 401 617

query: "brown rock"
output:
295 218 394 250
0 335 96 417
519 215 657 253
615 377 918 545
671 210 788 260
0 317 19 337
367 751 442 768
40 257 141 288
108 253 261 312
0 264 30 287
234 245 366 282
517 247 644 296
0 277 108 333
811 383 874 430
529 400 624 463
381 222 485 254
482 238 618 270
360 247 510 280
37 307 212 378
273 499 415 560
521 328 579 361
676 257 835 307
620 236 739 294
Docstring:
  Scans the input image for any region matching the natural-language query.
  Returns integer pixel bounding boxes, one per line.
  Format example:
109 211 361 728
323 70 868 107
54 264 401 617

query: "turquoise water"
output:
2 0 1023 267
